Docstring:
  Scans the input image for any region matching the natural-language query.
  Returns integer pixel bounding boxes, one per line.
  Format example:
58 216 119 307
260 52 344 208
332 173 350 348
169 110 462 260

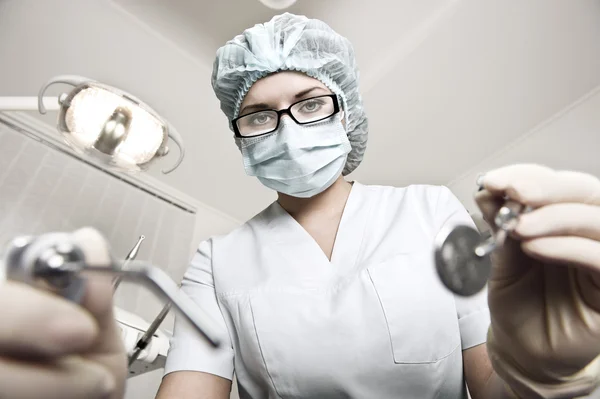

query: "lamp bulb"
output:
257 0 297 10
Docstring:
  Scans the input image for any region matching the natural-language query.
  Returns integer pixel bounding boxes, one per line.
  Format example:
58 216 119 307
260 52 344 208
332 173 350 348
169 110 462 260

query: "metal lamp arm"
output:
38 75 93 114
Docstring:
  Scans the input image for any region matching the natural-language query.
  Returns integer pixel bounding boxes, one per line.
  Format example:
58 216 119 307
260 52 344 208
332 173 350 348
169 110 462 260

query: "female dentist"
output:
2 13 600 399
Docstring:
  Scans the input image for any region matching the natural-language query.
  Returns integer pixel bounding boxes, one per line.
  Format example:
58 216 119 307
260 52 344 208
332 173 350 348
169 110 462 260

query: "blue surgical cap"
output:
211 13 368 175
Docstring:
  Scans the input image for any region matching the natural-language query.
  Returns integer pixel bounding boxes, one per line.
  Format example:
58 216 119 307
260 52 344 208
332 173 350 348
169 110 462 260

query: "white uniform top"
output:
164 183 490 399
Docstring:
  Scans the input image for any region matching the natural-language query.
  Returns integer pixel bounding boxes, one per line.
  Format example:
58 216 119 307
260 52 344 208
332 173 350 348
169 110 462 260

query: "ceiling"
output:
111 0 600 221
2 0 600 222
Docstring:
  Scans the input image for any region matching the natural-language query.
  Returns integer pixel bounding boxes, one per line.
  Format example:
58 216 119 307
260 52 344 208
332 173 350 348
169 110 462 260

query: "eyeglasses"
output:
233 94 340 138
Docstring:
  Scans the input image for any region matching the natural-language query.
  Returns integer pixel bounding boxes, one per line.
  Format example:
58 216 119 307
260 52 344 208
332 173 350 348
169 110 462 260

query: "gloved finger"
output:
474 189 504 231
481 164 600 207
0 282 98 358
521 236 600 273
0 355 116 399
514 203 600 241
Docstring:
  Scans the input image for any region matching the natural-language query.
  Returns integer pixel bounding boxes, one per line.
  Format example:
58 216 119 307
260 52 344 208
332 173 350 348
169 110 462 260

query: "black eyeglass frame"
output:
232 94 340 138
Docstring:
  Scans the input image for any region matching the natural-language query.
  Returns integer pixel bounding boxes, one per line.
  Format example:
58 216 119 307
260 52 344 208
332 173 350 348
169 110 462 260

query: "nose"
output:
280 113 294 122
278 109 297 125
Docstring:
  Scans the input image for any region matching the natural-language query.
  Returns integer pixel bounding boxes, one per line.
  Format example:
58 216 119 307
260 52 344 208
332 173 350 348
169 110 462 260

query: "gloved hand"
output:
0 228 127 399
475 164 600 399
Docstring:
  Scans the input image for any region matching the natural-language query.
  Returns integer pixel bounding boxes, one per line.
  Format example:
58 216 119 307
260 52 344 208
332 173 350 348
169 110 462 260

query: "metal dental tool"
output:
435 191 526 296
1 232 222 348
108 234 170 366
113 234 145 290
128 301 172 366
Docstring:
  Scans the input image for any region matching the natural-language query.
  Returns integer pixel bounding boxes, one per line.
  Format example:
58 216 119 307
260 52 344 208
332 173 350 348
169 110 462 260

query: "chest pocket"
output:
367 252 461 364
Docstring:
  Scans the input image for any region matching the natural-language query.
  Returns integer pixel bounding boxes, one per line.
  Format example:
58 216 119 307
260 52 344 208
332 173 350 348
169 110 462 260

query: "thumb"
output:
71 228 127 399
71 228 125 356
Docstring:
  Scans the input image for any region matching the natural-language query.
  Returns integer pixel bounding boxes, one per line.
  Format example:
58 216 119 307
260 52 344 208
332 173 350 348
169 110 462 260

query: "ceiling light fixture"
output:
257 0 297 10
32 75 185 174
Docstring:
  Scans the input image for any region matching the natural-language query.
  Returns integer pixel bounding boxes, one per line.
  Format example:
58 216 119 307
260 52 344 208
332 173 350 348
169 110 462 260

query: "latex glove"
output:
475 164 600 399
0 228 127 399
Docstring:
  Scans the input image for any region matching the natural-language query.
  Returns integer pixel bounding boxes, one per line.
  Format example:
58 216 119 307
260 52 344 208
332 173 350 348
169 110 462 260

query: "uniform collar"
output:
263 182 373 280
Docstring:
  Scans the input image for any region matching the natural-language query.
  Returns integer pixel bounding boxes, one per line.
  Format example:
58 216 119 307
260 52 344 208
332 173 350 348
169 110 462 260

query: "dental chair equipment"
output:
0 229 222 377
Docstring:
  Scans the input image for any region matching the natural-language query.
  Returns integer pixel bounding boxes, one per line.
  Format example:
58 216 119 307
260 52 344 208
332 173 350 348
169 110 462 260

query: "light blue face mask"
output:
240 115 351 198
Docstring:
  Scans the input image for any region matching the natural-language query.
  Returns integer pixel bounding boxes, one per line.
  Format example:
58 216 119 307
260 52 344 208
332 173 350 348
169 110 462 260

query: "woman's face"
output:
236 71 349 198
239 71 333 118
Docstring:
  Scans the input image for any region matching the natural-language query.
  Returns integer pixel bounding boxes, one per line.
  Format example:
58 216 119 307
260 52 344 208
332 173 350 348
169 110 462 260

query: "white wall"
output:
448 84 600 214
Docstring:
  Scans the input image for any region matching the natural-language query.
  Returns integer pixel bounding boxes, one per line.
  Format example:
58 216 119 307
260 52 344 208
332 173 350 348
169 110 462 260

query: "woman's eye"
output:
300 100 324 113
250 113 272 125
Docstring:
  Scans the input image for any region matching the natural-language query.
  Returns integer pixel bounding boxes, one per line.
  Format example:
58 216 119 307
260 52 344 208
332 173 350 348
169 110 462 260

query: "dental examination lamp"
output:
0 75 185 174
257 0 297 9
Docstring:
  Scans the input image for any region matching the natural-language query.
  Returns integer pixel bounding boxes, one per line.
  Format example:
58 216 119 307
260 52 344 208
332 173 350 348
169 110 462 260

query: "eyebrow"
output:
239 86 329 116
294 86 328 99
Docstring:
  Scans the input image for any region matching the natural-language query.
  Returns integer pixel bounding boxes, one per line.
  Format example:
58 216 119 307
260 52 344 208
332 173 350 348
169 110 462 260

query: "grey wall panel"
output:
0 120 197 315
